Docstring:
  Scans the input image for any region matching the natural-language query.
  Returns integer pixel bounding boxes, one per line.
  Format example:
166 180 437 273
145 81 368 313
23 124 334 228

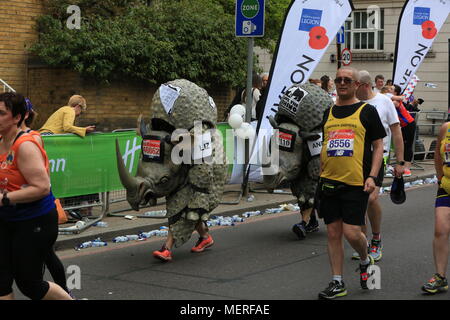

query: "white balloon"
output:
235 122 255 139
228 113 243 129
230 104 246 117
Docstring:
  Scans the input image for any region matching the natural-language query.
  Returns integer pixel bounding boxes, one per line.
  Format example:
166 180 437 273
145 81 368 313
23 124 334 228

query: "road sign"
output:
336 26 345 44
236 0 265 37
341 48 352 66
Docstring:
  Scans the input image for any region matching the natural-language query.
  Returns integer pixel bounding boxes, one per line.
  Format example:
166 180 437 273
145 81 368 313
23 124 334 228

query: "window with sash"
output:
344 9 384 51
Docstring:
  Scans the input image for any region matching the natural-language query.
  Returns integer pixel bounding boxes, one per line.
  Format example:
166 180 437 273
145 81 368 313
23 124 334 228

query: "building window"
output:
345 9 384 51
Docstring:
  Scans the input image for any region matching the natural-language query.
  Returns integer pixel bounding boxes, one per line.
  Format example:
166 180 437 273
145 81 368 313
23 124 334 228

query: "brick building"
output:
0 0 233 130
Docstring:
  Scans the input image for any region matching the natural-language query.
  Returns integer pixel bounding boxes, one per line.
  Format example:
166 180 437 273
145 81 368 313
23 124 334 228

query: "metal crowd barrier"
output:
58 192 108 234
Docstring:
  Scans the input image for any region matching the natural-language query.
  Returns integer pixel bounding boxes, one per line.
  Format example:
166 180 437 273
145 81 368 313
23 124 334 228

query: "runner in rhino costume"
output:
263 83 333 239
116 79 227 261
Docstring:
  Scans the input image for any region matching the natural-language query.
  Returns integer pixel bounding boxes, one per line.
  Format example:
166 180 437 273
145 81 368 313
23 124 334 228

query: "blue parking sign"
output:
236 0 265 37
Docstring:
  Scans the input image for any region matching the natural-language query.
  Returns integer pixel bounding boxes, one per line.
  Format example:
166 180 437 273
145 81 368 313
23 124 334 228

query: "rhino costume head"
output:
263 83 333 208
116 79 227 247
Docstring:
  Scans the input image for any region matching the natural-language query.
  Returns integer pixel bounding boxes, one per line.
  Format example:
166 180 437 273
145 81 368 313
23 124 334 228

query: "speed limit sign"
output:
341 48 352 66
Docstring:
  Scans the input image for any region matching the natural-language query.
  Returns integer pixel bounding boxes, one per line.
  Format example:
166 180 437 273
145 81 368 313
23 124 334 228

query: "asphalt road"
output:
14 184 449 300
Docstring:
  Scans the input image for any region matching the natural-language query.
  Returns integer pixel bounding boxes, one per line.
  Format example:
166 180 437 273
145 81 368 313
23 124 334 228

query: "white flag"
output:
392 0 450 93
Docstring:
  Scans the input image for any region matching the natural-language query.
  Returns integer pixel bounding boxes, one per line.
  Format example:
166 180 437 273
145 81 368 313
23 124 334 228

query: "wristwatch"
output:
2 192 10 206
368 175 379 184
397 160 405 166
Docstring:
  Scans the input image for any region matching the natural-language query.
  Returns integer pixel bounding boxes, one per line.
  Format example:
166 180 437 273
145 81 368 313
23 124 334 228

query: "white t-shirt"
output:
364 93 399 157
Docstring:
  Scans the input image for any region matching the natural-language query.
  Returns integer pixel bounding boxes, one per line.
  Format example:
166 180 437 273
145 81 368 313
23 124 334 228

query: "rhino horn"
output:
268 116 279 129
137 114 147 137
115 139 141 209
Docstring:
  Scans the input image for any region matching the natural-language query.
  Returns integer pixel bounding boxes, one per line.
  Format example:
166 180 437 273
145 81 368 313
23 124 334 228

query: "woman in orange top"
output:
20 98 71 296
0 92 71 300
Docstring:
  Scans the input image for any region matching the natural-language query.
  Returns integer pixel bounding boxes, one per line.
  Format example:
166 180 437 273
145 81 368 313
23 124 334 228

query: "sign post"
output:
236 0 264 196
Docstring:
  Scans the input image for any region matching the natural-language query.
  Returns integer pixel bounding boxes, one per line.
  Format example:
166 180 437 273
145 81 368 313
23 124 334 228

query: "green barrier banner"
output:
44 124 237 198
43 131 142 198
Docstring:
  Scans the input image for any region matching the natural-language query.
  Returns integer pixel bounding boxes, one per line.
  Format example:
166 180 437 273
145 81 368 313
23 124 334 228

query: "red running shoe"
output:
191 235 214 253
152 246 172 261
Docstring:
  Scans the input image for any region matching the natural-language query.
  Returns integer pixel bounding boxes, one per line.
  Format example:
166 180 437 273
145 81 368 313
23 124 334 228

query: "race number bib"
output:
142 136 164 163
277 128 296 152
327 129 354 157
444 143 450 165
192 131 213 160
307 133 323 157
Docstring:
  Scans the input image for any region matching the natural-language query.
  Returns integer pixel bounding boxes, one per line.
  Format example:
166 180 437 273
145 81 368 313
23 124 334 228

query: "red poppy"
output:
309 26 328 50
422 20 437 39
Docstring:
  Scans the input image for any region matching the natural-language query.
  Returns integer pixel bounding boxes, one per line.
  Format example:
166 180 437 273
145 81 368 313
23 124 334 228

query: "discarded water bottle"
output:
232 215 245 223
218 220 234 226
273 189 284 194
76 241 92 250
247 194 255 202
94 221 108 228
159 226 169 230
91 241 107 247
404 182 411 189
207 219 219 227
126 235 139 241
159 230 168 237
143 210 167 217
113 236 129 243
242 210 261 218
424 178 433 184
411 180 423 186
265 208 283 214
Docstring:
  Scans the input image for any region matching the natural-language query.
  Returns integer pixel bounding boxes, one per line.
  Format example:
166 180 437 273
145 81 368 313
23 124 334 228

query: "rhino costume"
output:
263 83 333 233
116 79 227 248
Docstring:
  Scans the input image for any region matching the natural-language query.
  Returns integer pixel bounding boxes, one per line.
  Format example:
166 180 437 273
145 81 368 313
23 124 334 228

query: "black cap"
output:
390 176 406 204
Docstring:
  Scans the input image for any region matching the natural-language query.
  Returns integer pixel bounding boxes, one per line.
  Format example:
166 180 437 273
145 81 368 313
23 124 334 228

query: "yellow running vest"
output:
321 103 367 186
440 123 450 194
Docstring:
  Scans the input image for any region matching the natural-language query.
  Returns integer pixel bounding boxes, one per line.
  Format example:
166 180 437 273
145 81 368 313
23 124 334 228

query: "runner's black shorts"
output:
319 185 369 226
435 188 450 207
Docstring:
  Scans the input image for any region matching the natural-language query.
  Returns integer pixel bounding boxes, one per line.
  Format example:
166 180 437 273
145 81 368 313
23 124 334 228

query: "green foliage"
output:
31 0 249 87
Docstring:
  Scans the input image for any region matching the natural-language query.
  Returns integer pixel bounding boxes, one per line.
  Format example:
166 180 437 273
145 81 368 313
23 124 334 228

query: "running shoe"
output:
403 169 412 177
356 255 375 289
422 274 449 294
369 239 383 262
152 246 172 261
191 235 214 253
385 165 394 178
305 217 319 233
318 280 347 299
292 222 306 239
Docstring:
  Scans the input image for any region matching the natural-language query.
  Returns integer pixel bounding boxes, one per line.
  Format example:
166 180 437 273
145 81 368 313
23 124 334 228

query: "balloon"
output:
230 104 246 117
228 113 243 129
235 122 255 139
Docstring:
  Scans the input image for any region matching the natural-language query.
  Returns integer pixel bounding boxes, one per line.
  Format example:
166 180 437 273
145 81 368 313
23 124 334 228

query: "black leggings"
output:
0 209 58 300
46 248 68 293
402 121 417 162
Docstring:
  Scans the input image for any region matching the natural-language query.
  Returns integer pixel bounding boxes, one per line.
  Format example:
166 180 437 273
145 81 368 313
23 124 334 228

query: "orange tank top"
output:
0 132 50 193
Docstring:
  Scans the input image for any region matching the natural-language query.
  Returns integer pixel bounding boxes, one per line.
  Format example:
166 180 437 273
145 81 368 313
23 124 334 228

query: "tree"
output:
31 0 251 88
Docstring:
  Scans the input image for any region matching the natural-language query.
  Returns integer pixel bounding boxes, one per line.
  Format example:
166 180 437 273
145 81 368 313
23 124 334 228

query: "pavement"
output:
55 159 438 251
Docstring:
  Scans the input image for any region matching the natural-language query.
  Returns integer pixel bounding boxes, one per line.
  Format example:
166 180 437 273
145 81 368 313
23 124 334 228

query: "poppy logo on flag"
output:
413 7 430 25
299 9 322 32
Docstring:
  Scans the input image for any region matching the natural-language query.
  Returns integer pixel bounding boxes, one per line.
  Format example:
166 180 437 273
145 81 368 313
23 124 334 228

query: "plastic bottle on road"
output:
143 210 167 217
91 241 107 247
113 236 129 243
94 221 108 228
126 235 139 241
75 241 92 250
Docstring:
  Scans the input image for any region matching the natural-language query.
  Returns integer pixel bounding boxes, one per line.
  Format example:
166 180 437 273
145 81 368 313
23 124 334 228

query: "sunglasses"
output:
334 77 356 85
